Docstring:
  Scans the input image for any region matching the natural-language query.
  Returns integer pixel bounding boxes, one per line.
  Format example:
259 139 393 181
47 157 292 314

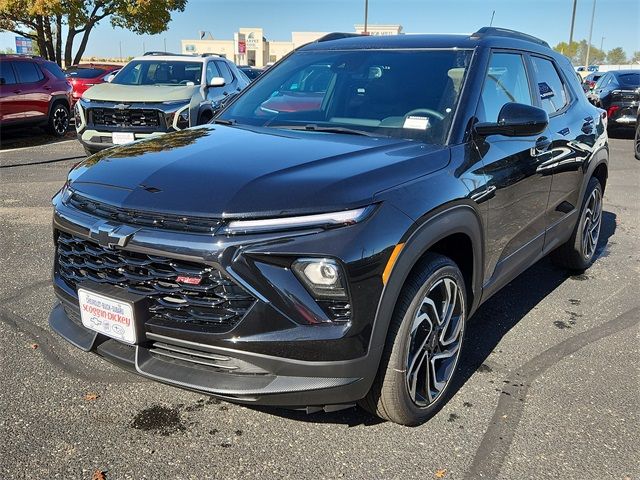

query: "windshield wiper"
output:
273 124 376 137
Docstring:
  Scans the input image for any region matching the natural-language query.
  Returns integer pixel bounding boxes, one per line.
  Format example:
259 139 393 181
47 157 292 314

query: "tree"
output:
0 0 187 67
632 51 640 64
606 47 627 65
553 40 605 65
553 41 580 62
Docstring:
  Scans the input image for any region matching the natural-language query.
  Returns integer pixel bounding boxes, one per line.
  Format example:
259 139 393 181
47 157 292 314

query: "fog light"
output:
292 258 347 299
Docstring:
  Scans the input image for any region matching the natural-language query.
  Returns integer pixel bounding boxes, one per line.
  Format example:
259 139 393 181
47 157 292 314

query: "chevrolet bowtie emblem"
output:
89 221 138 249
114 103 130 110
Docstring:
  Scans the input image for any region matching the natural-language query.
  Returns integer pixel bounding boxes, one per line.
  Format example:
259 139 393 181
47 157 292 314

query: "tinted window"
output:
215 61 234 84
530 56 569 114
0 61 17 85
112 60 202 85
594 73 608 89
66 67 108 79
13 61 44 83
616 72 640 88
205 62 221 84
221 49 472 144
478 53 532 122
240 67 261 80
43 61 66 79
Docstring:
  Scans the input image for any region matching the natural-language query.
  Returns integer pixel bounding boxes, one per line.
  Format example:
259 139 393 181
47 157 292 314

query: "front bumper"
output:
49 196 412 406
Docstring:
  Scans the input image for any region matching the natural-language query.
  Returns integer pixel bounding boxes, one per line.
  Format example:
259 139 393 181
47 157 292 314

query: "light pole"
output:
490 10 495 27
585 0 596 67
569 0 578 44
600 36 605 51
363 0 369 34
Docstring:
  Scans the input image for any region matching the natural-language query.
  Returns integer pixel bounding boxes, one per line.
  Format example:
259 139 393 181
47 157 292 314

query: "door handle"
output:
534 136 552 155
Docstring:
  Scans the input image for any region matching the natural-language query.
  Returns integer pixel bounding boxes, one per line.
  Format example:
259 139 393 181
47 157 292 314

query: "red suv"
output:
0 54 72 137
65 63 120 104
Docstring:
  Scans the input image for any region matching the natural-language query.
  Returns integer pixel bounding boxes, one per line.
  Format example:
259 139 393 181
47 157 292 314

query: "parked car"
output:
50 28 608 426
74 53 249 155
0 54 72 136
65 63 121 105
590 69 640 131
238 66 264 81
583 71 604 92
257 63 330 113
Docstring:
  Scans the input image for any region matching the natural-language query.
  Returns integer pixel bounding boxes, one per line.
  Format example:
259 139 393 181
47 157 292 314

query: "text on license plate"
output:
112 132 135 145
78 288 137 344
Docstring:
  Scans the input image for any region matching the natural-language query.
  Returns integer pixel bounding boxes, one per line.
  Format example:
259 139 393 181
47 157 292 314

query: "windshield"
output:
220 49 472 143
112 60 203 86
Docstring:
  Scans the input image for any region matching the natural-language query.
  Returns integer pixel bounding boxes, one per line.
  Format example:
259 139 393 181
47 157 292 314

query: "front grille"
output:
90 107 161 128
56 231 255 329
67 192 222 234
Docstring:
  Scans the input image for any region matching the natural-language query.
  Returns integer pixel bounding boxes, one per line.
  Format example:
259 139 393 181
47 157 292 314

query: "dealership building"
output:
181 25 403 67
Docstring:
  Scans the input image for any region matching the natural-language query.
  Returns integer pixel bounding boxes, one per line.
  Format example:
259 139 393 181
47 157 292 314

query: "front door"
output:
473 51 554 290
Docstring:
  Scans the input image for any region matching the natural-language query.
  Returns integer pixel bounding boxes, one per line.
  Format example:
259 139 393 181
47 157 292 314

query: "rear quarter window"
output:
43 62 67 79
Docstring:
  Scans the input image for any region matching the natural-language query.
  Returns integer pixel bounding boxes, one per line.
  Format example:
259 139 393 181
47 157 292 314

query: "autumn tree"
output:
606 47 627 65
632 51 640 64
0 0 187 67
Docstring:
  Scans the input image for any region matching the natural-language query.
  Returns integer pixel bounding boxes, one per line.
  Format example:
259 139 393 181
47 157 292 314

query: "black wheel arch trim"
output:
47 95 70 117
363 203 484 387
580 145 609 200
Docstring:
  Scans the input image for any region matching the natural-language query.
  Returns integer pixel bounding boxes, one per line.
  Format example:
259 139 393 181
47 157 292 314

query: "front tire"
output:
47 102 70 137
551 177 603 271
360 253 466 426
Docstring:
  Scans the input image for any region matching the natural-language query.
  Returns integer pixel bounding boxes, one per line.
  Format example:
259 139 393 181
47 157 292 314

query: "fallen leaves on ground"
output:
435 468 447 478
90 470 106 480
83 392 99 401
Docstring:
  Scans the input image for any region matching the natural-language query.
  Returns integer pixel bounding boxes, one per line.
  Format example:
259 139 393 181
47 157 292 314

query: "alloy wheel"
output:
52 106 69 135
404 276 464 407
581 187 602 260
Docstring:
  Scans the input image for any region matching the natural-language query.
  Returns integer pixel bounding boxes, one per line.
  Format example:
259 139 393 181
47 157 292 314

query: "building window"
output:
185 45 195 52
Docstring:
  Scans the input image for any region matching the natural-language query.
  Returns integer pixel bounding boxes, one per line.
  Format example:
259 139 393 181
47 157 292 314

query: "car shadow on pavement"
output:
249 211 617 427
0 124 75 150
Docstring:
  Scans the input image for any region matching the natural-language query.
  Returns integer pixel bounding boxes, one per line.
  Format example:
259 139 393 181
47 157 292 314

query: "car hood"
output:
67 124 450 218
82 83 198 102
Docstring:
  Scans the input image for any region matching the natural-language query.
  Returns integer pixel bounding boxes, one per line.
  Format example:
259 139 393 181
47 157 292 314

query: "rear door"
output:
527 54 591 251
0 60 23 122
473 51 554 287
12 60 48 120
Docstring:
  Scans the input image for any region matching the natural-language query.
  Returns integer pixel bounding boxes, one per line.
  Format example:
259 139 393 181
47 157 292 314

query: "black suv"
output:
50 28 608 425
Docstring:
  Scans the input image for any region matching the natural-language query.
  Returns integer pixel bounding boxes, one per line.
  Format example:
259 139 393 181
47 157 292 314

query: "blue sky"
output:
1 0 638 59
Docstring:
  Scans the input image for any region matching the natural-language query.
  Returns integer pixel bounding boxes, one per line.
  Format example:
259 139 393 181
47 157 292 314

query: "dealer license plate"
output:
112 132 135 145
78 288 137 344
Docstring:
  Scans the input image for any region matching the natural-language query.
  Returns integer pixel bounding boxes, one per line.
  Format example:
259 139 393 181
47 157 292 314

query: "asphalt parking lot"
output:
0 128 638 480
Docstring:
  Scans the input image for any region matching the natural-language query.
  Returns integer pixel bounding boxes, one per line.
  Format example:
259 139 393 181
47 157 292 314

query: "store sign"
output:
246 32 260 50
234 32 247 55
15 36 34 54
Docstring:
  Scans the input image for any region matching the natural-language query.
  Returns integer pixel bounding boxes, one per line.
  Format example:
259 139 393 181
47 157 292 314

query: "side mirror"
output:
475 103 548 137
105 74 115 83
208 76 225 88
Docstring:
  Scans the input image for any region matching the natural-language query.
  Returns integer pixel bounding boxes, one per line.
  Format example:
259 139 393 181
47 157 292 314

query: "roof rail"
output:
315 32 363 43
199 52 223 57
0 53 42 59
142 51 191 57
471 27 550 48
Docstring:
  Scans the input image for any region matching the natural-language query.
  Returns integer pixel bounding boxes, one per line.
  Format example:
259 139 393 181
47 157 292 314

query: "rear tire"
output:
47 101 70 137
360 253 466 426
551 177 603 271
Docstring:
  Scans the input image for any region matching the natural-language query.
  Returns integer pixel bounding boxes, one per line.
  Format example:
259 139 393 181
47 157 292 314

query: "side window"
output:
594 73 608 90
215 61 234 85
530 56 569 115
0 61 17 85
478 52 532 122
13 61 45 83
42 62 66 79
205 62 221 84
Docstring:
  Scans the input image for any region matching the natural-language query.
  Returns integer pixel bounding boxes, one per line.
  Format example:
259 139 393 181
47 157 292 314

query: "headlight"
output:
169 104 190 130
292 258 347 299
222 205 374 235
